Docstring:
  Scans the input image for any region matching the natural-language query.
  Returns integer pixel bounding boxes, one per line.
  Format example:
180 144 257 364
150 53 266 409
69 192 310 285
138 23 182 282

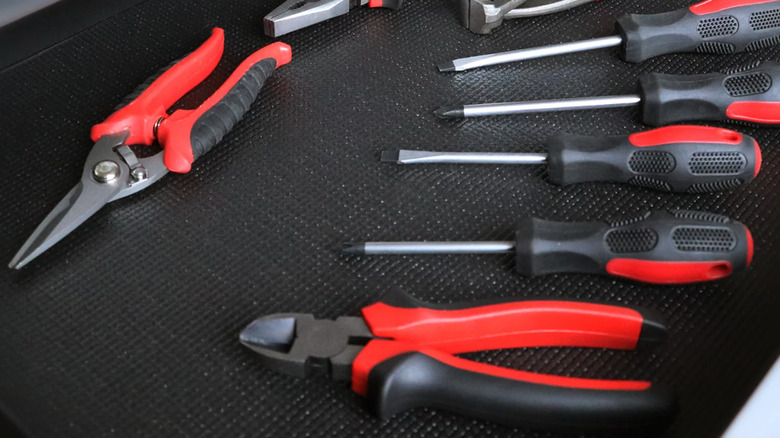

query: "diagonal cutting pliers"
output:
240 289 675 430
9 28 292 269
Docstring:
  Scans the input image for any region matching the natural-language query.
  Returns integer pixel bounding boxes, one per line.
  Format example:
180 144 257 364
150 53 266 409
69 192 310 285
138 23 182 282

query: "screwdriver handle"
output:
515 210 753 284
640 61 780 125
617 0 780 62
546 126 761 193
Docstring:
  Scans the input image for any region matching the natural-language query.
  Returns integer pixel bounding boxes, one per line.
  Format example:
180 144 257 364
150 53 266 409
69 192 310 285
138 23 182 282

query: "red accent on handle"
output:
628 126 743 147
606 259 733 283
746 228 754 267
156 42 292 173
690 0 777 14
351 341 651 397
361 301 645 354
368 0 382 5
726 102 780 124
754 140 762 178
90 28 225 147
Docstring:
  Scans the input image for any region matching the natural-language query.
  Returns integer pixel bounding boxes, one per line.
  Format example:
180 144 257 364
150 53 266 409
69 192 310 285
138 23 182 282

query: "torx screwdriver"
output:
342 210 753 284
436 61 780 125
439 0 780 72
382 126 762 193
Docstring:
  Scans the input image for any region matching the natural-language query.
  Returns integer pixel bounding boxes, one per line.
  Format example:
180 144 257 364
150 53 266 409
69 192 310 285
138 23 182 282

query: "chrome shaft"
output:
361 241 516 255
461 95 641 118
444 35 623 72
394 150 547 165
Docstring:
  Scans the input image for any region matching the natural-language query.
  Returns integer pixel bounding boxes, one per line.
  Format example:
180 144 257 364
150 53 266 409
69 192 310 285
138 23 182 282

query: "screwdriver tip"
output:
434 106 465 119
380 151 400 163
437 61 456 72
341 242 366 255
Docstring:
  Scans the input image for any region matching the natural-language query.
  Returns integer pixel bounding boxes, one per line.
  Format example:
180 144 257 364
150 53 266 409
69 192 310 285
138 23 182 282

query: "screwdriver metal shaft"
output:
382 150 547 164
343 241 516 255
435 95 642 119
438 36 623 72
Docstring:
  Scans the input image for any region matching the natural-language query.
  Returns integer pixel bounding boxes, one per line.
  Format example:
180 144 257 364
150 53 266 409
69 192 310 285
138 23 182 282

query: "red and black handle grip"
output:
617 0 780 62
515 209 753 284
365 351 674 430
350 290 674 430
368 0 404 9
546 125 761 193
91 28 292 173
157 40 291 172
91 28 225 149
639 61 780 125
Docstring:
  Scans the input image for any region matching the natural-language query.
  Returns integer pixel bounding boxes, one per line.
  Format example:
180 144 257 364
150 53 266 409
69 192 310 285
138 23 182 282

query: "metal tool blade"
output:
9 132 168 269
8 180 120 269
263 0 360 37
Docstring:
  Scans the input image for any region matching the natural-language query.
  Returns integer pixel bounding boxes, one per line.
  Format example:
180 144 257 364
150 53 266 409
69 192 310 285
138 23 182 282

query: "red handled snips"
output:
240 289 675 431
9 28 291 269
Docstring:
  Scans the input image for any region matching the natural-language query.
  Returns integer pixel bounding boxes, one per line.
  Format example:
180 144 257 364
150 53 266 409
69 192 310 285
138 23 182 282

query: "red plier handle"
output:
352 290 674 430
90 28 291 173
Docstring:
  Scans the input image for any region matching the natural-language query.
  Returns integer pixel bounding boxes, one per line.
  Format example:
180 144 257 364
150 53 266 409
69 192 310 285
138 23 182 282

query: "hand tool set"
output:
8 0 772 433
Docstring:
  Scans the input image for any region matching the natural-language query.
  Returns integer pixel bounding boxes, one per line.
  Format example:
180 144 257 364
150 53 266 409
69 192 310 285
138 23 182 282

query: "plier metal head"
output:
9 28 292 269
240 289 675 430
263 0 403 37
463 0 600 34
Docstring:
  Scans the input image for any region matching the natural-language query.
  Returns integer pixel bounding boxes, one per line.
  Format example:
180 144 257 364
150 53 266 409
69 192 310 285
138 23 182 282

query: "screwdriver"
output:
381 126 762 193
436 61 780 125
342 210 753 284
439 0 780 72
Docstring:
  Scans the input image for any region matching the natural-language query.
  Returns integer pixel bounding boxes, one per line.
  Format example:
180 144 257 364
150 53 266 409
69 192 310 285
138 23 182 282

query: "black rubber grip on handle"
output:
616 2 780 63
639 61 780 125
514 210 751 283
379 0 403 9
189 58 278 161
366 352 675 431
546 132 759 193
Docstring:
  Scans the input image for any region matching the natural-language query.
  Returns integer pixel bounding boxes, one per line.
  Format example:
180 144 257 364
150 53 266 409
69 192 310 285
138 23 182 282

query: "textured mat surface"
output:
1 0 779 436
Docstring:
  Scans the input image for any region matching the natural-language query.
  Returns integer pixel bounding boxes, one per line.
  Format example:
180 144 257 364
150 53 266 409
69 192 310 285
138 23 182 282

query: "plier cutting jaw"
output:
241 290 675 430
464 0 601 34
263 0 403 37
9 28 292 269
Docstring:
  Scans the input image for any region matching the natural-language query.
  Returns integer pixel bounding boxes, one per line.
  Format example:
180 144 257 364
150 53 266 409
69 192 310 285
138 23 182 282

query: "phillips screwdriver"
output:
342 210 753 284
382 126 762 193
439 0 780 72
436 61 780 125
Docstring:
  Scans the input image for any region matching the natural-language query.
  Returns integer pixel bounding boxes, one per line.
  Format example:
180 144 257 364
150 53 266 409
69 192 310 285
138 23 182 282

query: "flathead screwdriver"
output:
436 61 780 125
439 0 780 72
382 126 762 193
343 210 754 284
